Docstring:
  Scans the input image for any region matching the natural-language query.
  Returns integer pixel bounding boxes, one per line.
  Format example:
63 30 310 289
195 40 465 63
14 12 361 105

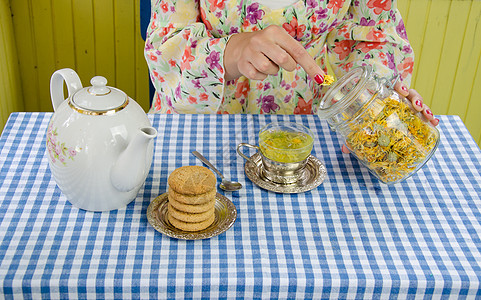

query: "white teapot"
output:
47 68 157 211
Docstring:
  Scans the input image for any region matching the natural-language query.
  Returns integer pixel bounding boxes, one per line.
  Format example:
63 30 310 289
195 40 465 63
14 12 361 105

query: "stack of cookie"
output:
167 166 217 232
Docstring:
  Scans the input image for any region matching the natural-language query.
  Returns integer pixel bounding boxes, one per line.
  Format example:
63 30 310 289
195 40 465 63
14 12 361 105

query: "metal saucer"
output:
244 153 327 193
147 193 237 240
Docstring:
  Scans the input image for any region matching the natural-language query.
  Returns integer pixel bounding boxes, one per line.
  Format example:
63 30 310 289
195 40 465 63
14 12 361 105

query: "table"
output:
1 112 481 299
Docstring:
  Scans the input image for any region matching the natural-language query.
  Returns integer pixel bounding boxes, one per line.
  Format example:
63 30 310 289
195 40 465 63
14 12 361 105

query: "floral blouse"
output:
145 0 414 114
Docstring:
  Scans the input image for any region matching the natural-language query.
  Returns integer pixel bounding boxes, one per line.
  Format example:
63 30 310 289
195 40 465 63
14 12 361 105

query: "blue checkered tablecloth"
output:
1 112 481 299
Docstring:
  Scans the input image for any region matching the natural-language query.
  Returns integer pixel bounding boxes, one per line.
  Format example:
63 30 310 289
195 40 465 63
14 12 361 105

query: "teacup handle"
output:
236 143 259 165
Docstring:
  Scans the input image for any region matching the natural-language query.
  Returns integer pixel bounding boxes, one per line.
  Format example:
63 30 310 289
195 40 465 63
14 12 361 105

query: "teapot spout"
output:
110 127 157 193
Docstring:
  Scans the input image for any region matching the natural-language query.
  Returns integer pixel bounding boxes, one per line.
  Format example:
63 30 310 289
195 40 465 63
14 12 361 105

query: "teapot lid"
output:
70 76 128 115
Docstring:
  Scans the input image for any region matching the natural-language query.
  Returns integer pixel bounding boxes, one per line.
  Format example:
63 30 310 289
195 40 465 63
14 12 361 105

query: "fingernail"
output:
425 109 433 116
432 118 440 126
415 99 423 107
314 74 324 84
401 85 408 92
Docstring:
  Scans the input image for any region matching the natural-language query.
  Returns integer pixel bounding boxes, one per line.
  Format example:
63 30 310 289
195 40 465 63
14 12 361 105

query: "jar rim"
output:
317 65 372 120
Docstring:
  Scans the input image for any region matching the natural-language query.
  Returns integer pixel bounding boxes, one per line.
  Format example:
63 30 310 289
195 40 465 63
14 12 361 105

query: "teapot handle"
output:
50 68 83 111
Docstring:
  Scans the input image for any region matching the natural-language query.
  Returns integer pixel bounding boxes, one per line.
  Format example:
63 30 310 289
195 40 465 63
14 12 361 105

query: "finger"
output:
406 88 424 112
241 27 296 75
286 44 325 83
422 105 435 121
403 88 439 126
238 61 268 81
261 46 297 72
269 27 325 83
341 145 350 154
249 52 280 76
393 81 409 97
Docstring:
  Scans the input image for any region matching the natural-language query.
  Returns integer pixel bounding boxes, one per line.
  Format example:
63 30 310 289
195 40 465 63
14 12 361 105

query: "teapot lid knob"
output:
70 75 128 114
90 76 110 95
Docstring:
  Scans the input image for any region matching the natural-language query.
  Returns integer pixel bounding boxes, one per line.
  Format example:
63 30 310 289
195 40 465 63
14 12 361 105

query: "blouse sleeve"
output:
145 0 228 113
325 0 414 86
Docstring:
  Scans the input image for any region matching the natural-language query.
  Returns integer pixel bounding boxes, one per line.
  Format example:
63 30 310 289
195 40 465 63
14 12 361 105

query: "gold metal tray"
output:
244 153 327 193
147 192 237 240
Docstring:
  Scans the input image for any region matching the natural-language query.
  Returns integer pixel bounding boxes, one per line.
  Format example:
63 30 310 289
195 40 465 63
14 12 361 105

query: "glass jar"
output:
316 65 440 184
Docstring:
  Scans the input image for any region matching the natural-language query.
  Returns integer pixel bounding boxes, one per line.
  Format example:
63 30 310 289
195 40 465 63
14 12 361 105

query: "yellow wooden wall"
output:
0 0 24 131
7 0 150 113
398 0 481 147
1 0 481 147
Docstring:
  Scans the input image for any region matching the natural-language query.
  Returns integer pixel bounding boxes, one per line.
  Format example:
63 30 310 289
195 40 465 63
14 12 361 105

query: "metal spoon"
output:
192 151 242 191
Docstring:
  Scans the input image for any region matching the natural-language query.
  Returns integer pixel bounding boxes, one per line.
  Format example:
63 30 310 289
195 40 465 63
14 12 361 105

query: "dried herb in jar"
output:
344 96 437 183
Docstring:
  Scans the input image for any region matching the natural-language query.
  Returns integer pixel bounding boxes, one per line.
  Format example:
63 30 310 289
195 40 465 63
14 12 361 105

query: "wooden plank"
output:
403 0 430 88
397 0 410 22
0 66 9 130
51 0 76 70
31 0 57 112
10 0 40 112
408 0 450 108
134 0 150 111
0 8 11 125
447 2 481 119
93 0 116 86
114 0 136 102
462 2 481 147
467 52 481 147
0 1 24 115
135 36 150 112
430 0 471 115
1 1 13 117
72 0 96 87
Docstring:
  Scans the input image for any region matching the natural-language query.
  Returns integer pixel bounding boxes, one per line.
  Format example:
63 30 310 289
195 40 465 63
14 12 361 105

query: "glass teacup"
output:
237 122 314 184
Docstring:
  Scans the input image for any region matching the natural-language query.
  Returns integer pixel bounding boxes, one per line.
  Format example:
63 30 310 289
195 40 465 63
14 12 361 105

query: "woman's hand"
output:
224 25 325 83
341 81 439 154
393 81 439 126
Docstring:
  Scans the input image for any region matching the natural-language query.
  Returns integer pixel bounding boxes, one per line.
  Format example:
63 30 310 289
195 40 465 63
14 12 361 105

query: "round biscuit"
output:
168 213 215 232
168 166 216 195
168 186 216 205
168 203 214 223
169 194 215 213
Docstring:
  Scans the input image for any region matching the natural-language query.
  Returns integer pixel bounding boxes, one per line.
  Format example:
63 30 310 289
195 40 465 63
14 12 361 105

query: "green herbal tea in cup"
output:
259 129 313 163
237 122 314 184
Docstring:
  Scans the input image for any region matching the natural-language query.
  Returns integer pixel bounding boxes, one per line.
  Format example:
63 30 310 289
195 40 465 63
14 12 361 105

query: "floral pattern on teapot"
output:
46 124 78 165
